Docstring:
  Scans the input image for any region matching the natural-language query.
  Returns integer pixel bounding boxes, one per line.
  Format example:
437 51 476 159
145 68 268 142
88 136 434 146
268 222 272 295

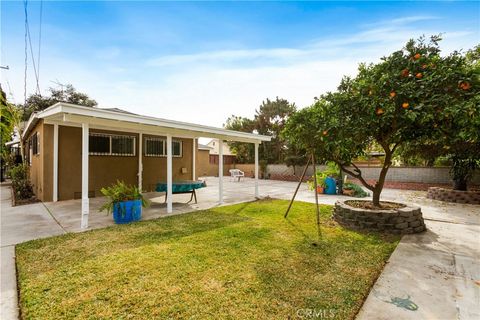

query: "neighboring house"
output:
207 139 234 155
206 139 236 167
21 102 270 228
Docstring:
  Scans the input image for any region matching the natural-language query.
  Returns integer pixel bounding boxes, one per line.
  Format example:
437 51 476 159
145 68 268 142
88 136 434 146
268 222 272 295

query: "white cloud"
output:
2 15 478 132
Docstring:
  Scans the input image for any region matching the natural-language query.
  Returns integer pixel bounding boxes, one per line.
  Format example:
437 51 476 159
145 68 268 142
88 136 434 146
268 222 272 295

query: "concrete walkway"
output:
1 178 479 319
0 183 66 320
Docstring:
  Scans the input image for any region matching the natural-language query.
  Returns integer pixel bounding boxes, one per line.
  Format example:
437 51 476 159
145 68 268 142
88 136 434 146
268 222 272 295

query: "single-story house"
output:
21 102 271 228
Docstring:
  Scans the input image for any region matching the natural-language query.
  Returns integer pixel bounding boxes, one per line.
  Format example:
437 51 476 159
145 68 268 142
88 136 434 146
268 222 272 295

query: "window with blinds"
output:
89 133 135 156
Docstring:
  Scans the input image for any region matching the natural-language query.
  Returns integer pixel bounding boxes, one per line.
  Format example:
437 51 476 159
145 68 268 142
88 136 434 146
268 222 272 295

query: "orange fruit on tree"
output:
401 68 409 77
376 107 384 115
402 102 409 109
414 53 421 60
389 91 396 98
416 73 423 79
323 130 328 136
459 81 471 90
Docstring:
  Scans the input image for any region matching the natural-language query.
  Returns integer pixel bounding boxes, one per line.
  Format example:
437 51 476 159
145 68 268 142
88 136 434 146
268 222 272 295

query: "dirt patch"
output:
345 200 406 210
11 186 39 206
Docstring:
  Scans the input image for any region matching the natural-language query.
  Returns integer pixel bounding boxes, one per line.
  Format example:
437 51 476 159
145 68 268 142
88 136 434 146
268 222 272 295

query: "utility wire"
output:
37 0 43 93
23 0 28 105
26 17 40 94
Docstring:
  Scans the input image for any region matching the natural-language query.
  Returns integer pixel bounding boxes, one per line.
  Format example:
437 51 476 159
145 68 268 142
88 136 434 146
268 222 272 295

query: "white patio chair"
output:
229 169 245 182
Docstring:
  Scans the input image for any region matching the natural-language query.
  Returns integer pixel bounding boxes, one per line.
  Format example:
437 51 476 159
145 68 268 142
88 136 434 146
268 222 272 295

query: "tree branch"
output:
336 161 375 192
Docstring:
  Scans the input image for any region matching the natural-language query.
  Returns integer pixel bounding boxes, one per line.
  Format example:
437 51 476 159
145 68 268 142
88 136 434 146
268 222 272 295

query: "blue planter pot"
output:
324 177 337 195
112 199 142 224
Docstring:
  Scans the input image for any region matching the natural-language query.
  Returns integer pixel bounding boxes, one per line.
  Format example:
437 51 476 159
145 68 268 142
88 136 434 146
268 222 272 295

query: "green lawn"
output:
16 200 398 319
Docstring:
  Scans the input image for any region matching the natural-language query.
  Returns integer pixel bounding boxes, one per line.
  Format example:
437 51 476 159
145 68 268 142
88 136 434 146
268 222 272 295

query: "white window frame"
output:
144 137 165 157
144 137 182 158
89 133 136 156
172 140 183 158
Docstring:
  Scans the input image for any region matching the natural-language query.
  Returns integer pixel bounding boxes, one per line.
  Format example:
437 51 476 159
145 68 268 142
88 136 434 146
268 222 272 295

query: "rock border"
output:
426 187 480 205
333 200 425 234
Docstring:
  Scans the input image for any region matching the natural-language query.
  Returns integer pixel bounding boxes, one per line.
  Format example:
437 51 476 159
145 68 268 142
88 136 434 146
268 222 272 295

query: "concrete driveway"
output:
1 178 479 320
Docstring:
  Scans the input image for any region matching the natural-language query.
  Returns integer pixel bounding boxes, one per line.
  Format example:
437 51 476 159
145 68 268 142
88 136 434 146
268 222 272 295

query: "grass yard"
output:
16 199 399 319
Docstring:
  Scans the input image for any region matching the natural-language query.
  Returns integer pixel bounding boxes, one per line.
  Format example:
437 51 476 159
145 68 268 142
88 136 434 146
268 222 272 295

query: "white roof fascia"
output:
36 102 271 143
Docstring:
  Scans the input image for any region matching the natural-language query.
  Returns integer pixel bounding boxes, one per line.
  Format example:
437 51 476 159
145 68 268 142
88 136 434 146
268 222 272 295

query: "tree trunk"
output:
372 189 381 206
371 147 392 207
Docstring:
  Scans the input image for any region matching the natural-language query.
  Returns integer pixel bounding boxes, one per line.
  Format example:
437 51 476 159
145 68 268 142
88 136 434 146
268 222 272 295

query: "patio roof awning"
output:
22 102 269 229
23 102 271 144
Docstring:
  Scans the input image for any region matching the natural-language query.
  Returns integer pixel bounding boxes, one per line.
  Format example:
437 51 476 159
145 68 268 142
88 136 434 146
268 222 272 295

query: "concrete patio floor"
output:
1 177 479 320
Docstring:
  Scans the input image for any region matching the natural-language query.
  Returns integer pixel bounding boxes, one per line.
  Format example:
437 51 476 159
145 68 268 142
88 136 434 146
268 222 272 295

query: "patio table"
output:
155 180 206 204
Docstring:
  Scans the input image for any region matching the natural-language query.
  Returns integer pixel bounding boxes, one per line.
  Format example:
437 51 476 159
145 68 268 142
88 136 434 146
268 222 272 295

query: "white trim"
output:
192 138 196 180
47 114 263 144
53 124 58 202
255 142 259 198
81 123 89 229
28 102 271 143
138 133 143 191
219 140 224 204
166 134 173 214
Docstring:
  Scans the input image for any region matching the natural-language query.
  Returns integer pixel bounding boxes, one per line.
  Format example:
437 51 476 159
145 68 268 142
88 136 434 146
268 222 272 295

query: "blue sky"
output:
1 1 479 128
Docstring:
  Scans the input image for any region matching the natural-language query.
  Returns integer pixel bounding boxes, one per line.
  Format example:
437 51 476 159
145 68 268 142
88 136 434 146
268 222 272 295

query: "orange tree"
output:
398 45 480 190
284 36 478 206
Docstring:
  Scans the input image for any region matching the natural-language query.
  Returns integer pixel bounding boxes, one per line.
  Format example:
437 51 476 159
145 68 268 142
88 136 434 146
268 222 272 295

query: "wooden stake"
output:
284 154 312 218
312 153 322 239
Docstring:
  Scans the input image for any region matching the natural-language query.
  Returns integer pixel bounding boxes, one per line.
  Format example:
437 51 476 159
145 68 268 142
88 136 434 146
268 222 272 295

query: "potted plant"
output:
99 180 149 224
308 171 328 194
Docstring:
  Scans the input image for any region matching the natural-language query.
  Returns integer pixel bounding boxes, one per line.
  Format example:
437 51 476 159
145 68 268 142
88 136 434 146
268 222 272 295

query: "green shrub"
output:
9 164 34 200
99 180 149 214
343 182 369 198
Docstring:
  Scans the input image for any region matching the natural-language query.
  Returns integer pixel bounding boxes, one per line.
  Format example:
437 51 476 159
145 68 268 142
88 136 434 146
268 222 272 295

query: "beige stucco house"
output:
22 102 270 228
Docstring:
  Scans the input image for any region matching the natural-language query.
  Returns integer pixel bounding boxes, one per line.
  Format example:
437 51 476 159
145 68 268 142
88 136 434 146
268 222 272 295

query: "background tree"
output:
254 97 296 163
284 36 478 206
21 83 97 120
225 97 297 164
224 115 256 163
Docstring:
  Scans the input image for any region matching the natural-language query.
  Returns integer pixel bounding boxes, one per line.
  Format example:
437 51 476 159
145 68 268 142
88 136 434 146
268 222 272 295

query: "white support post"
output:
255 142 259 198
53 124 59 202
138 133 143 191
218 139 224 204
192 137 196 180
166 134 173 213
81 123 89 229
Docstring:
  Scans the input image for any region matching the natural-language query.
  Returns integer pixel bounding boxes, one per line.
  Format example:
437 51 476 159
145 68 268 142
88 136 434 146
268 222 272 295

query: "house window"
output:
31 132 40 155
172 141 182 157
144 137 182 157
145 137 165 156
89 133 135 156
89 134 110 154
112 135 135 155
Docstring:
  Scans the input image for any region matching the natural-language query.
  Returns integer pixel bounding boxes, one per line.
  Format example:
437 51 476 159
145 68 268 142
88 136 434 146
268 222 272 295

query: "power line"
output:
37 0 43 91
23 0 42 102
26 12 40 94
23 0 28 104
